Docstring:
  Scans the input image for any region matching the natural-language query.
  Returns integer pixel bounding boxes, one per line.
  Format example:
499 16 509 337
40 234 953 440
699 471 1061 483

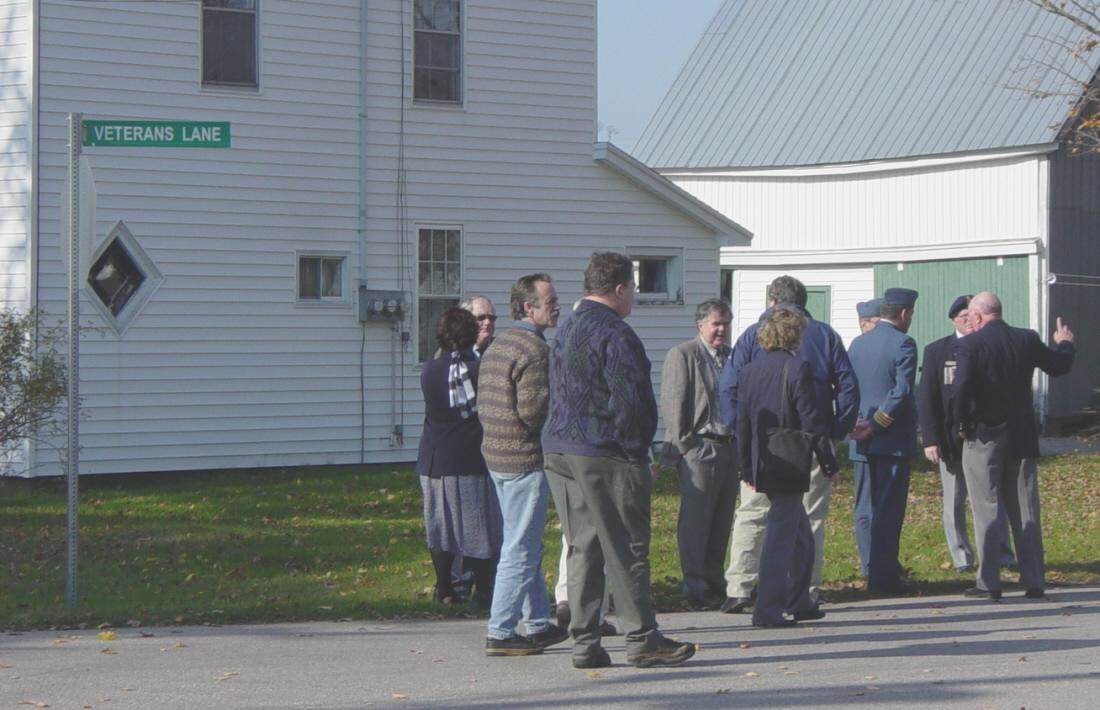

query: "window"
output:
414 0 462 103
417 227 461 361
86 221 163 336
629 249 684 304
297 254 346 302
202 0 258 87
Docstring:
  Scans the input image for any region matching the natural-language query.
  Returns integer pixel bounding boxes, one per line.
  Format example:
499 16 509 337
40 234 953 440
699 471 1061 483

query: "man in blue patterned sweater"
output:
543 251 697 670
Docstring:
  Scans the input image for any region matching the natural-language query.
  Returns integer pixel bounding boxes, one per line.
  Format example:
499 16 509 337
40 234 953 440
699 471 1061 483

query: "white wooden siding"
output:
0 0 30 309
670 155 1043 252
23 0 722 475
731 267 874 348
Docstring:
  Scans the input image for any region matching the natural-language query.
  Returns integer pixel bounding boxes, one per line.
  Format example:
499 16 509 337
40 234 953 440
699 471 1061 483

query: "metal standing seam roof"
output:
633 0 1100 169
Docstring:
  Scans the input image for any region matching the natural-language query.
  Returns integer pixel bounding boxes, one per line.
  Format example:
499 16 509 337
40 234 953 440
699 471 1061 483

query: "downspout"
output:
358 0 369 463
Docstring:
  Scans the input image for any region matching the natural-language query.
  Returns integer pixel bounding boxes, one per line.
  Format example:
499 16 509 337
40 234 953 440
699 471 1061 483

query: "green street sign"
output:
83 120 231 148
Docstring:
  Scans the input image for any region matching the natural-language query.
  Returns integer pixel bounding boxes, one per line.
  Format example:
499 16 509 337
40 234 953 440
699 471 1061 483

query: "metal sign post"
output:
66 112 82 608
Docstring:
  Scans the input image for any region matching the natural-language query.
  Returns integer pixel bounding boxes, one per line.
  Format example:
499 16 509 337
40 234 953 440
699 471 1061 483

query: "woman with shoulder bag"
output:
735 306 838 627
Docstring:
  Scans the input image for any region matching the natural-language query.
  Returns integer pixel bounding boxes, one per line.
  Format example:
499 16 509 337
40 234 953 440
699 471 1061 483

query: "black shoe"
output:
528 624 569 649
684 591 724 610
432 587 465 605
485 635 544 657
753 617 797 628
555 601 571 628
867 580 915 596
720 596 753 614
573 647 612 669
1024 588 1046 600
963 587 1002 601
626 636 697 668
598 620 620 636
791 606 826 622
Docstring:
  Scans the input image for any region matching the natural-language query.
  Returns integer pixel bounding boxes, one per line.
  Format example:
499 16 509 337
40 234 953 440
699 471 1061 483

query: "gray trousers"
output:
675 440 737 600
545 452 661 658
752 492 815 625
961 425 1044 592
725 459 830 599
940 458 1014 570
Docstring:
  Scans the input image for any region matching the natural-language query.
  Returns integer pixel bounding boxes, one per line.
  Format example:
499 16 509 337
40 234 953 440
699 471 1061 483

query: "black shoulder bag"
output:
762 358 815 493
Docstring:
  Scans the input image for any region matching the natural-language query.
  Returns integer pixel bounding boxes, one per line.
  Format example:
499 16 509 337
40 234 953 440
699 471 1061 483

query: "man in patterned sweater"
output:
543 251 697 670
480 273 568 656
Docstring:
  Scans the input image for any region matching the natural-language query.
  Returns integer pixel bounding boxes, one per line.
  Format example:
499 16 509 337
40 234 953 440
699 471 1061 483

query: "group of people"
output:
415 252 1077 669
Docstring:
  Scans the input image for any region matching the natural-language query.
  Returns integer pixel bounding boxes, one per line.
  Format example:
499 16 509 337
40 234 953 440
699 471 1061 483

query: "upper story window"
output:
203 0 258 87
414 0 462 103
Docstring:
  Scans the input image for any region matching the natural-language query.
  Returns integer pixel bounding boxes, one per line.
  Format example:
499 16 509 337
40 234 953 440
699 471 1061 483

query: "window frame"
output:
411 0 465 107
295 251 351 307
416 224 464 363
627 247 685 305
200 0 261 91
84 221 164 337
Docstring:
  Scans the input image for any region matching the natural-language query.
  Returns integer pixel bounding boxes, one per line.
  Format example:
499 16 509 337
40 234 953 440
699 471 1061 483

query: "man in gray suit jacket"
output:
661 299 737 609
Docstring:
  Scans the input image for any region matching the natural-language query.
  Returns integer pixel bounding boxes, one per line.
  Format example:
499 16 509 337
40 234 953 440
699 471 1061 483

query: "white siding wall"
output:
364 0 722 461
36 0 363 474
26 0 721 475
732 266 874 348
0 0 30 309
671 156 1043 251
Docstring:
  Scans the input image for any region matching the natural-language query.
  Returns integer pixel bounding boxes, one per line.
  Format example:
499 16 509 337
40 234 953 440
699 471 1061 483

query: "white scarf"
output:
447 351 477 419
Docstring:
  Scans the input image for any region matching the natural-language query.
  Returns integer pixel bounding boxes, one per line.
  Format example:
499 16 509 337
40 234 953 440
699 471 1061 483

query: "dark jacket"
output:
918 332 965 462
542 299 658 463
415 351 489 478
953 319 1075 459
719 304 859 441
736 350 838 495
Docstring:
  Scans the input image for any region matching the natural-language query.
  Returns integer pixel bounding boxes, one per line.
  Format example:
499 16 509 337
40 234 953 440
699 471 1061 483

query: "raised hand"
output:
1053 316 1074 344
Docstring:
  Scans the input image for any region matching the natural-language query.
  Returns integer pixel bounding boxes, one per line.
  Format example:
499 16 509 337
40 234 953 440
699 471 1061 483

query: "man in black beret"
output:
918 295 1014 572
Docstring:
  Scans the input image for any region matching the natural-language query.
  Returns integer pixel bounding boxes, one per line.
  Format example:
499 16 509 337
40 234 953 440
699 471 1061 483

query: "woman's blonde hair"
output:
758 307 807 352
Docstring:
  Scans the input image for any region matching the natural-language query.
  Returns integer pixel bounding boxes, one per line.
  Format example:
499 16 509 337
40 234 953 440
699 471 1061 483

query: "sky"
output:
597 0 726 152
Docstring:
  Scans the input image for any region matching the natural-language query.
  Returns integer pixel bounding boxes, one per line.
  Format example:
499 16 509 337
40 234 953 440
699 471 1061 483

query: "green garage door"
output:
873 256 1029 376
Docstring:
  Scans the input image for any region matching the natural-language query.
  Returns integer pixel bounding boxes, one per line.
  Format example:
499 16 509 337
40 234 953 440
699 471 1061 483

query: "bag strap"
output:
777 357 792 428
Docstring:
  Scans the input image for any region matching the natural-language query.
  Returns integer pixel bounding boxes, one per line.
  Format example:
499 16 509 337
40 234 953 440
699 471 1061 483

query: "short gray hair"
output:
459 295 493 313
695 298 731 323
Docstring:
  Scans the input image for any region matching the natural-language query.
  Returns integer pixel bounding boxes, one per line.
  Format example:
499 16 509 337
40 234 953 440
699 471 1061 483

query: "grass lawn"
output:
2 453 1098 630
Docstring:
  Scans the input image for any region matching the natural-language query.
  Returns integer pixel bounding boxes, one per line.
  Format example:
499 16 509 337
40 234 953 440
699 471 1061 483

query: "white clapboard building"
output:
634 0 1100 421
0 0 749 476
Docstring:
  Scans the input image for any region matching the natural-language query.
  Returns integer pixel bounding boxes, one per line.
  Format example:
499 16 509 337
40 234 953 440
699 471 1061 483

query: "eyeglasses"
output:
476 314 498 323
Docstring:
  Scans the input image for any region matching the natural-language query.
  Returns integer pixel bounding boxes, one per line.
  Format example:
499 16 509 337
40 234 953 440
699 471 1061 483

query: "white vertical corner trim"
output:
1035 154 1052 421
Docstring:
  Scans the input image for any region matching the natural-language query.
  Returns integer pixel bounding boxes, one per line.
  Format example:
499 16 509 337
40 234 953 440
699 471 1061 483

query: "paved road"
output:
3 585 1099 709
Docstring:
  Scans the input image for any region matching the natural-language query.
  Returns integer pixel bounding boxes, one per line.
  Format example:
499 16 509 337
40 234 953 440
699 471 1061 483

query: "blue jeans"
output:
487 469 552 640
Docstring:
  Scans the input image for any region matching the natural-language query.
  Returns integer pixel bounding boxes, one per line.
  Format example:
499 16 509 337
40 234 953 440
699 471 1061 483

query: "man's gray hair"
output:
695 298 732 323
767 275 807 307
459 294 493 312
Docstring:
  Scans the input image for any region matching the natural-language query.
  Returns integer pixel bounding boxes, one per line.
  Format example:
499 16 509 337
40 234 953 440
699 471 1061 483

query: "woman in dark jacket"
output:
417 307 502 606
736 306 838 627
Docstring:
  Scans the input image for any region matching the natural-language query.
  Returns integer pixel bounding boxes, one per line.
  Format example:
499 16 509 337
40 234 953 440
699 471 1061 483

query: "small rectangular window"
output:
202 0 258 87
418 227 461 361
628 249 684 304
414 0 462 103
298 255 345 301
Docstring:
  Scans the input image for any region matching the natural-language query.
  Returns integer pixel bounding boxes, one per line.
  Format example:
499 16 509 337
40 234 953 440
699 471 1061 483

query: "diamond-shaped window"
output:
85 221 163 336
89 239 146 316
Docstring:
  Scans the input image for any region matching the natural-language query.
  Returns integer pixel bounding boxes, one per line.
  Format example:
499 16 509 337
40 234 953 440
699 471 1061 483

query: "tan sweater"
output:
478 326 549 474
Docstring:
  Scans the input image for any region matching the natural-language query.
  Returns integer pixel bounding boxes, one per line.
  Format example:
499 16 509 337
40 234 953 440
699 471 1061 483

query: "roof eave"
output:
592 142 752 245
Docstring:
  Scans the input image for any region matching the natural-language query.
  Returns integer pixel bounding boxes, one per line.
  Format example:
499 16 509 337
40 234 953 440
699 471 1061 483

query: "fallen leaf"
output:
97 631 118 641
784 671 799 675
716 688 732 694
0 662 13 669
585 671 602 679
214 671 240 681
121 687 134 692
392 693 408 699
183 573 196 583
99 648 117 655
173 642 188 648
738 642 752 649
1019 656 1028 662
17 702 49 708
140 632 155 638
744 671 760 678
864 675 877 680
849 691 865 697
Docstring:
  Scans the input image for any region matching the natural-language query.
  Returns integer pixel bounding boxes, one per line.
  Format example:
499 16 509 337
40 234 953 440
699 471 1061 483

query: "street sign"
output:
83 120 231 148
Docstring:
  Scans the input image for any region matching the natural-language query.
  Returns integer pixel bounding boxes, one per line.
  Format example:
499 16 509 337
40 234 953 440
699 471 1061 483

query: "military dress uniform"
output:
847 288 919 593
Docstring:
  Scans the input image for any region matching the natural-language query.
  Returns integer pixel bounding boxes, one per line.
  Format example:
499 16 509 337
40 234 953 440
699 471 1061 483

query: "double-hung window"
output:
418 228 462 362
414 0 462 103
202 0 258 87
